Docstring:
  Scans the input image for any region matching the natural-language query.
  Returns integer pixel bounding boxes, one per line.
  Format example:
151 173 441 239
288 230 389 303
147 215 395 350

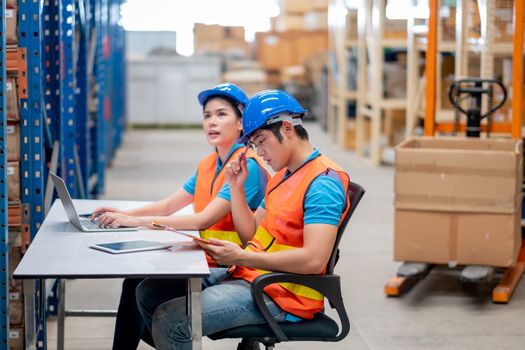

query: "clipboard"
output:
150 221 211 244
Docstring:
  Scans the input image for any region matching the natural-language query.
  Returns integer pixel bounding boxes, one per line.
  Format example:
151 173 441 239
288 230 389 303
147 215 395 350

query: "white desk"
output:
14 199 210 350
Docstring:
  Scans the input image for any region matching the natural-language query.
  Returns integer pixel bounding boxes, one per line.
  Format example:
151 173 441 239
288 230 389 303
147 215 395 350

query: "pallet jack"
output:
385 0 525 302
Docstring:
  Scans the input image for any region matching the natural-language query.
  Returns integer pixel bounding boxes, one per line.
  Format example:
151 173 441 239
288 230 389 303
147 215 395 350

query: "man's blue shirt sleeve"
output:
303 174 346 226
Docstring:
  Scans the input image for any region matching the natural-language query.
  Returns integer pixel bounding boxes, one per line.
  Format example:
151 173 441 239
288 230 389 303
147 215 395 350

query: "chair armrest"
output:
250 273 350 342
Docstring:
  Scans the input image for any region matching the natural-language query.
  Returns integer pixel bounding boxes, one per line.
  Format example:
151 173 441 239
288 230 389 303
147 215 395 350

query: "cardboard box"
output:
394 137 523 267
7 161 20 203
383 19 407 39
346 9 358 40
9 285 24 327
345 119 371 150
194 23 244 41
494 0 513 42
6 8 17 45
279 0 314 14
256 30 327 70
194 24 249 56
275 14 304 32
394 210 520 267
303 10 328 31
9 328 24 350
7 77 19 121
7 122 20 161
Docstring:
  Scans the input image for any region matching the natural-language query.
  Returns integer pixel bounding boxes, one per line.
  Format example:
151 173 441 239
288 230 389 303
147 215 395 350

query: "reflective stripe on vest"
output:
194 148 269 265
231 154 350 319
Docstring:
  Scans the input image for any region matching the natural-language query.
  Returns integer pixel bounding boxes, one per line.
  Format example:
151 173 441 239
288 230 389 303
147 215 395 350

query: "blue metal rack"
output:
0 2 8 349
0 0 127 347
94 0 107 196
75 0 89 198
17 0 47 348
59 0 77 198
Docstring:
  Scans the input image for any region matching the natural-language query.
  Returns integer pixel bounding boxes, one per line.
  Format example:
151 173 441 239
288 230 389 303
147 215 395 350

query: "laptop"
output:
49 172 138 232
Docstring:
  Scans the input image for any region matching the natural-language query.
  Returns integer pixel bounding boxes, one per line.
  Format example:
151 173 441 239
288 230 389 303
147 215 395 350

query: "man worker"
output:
136 90 351 349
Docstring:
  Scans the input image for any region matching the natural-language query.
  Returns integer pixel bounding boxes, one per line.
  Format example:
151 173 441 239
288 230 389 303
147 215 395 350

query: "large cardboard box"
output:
394 137 523 267
7 122 20 161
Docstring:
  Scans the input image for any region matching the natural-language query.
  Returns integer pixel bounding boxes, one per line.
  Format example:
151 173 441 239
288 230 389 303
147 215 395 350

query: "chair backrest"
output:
326 181 365 274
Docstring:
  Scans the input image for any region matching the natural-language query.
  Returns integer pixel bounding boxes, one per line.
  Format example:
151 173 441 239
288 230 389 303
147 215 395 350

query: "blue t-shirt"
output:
183 144 267 210
260 148 346 226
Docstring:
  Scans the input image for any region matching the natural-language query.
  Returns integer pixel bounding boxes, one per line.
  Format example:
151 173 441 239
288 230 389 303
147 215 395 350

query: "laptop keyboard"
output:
80 218 104 230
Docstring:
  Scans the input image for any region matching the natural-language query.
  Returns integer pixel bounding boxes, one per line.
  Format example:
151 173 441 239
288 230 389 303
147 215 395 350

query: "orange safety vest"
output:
194 147 269 266
231 154 350 319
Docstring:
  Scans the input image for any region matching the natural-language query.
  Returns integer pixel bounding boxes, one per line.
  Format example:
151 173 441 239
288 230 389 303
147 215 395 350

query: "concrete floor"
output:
46 122 525 349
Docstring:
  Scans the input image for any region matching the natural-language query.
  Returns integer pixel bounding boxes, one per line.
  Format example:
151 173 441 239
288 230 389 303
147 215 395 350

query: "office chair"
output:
209 181 366 350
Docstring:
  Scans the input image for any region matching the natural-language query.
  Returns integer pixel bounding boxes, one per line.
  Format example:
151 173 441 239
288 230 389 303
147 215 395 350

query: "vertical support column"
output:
18 1 46 347
406 2 419 138
454 0 469 79
479 0 494 79
424 0 439 136
22 279 36 350
369 0 383 165
511 0 524 139
189 278 202 350
59 0 76 197
334 0 347 148
355 0 369 156
95 0 107 196
0 2 8 349
43 0 60 143
75 0 89 198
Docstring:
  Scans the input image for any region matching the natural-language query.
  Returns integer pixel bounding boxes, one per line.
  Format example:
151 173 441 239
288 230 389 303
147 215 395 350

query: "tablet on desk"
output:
90 240 174 254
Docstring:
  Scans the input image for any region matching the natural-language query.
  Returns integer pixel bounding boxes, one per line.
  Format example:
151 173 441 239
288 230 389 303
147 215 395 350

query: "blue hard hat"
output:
197 82 248 108
238 90 307 144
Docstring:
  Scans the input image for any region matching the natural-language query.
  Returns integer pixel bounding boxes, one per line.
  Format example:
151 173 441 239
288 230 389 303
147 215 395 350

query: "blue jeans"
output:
136 268 286 350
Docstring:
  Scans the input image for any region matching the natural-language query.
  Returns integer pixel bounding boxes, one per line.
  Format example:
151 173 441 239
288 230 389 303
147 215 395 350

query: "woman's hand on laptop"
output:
95 212 147 228
91 207 123 220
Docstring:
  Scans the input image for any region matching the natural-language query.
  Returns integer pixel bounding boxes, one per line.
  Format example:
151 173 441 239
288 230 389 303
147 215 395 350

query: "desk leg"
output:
23 279 37 350
57 279 66 350
188 278 202 350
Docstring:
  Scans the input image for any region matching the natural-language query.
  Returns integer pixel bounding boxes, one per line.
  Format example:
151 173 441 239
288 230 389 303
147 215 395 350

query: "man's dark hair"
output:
202 96 242 119
259 120 309 143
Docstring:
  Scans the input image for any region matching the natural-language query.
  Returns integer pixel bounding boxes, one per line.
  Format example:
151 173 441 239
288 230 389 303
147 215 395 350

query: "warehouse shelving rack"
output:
0 0 126 348
405 0 458 138
327 0 363 148
328 0 409 164
385 0 525 302
355 0 408 165
1 2 7 348
406 0 520 138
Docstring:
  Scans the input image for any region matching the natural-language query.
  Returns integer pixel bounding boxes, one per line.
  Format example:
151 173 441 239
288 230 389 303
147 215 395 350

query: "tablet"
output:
90 240 173 254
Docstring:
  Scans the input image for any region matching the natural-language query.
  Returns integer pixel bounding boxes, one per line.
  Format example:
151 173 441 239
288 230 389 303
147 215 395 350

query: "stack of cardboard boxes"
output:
6 2 26 349
255 0 328 83
394 137 523 267
193 23 250 58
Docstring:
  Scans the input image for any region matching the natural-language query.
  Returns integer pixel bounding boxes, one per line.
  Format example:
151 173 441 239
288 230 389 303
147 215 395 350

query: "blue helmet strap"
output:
266 113 303 126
